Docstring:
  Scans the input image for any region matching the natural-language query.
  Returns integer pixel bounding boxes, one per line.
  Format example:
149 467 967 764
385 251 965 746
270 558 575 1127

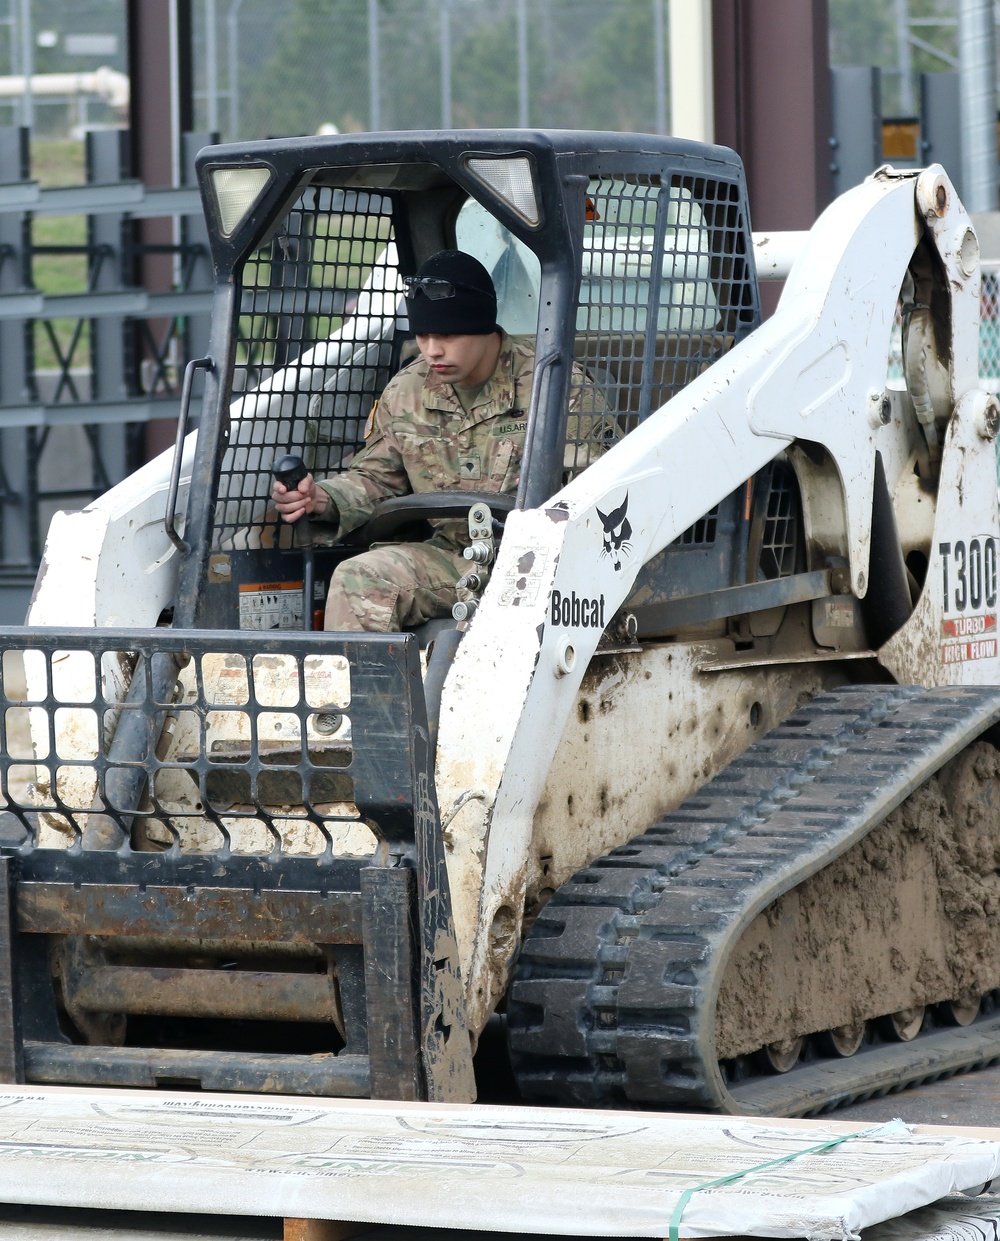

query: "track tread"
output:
507 683 1000 1115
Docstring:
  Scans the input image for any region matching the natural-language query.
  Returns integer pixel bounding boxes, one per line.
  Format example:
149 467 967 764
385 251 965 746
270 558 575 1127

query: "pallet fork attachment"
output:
0 628 474 1102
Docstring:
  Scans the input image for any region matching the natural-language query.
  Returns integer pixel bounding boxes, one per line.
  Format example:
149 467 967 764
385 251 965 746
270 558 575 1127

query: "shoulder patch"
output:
364 399 379 439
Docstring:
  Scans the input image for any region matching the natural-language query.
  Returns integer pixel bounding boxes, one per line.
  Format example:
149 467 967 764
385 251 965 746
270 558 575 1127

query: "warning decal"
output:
238 581 303 631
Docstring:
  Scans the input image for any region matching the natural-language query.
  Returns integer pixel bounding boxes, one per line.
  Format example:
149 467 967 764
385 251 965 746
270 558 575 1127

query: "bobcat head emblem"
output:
597 493 632 571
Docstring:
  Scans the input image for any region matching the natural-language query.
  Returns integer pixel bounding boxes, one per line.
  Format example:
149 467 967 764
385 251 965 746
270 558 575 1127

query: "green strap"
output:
667 1127 879 1241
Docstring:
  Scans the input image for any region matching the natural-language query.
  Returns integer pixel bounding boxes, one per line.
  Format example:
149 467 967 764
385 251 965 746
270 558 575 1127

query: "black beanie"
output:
405 250 498 336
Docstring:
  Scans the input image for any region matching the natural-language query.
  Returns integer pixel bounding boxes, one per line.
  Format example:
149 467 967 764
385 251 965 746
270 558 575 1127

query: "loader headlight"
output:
210 165 274 238
464 155 540 227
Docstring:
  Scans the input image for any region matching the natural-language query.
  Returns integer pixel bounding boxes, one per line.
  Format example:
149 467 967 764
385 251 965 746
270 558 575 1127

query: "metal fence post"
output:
17 0 32 129
920 71 963 199
87 128 135 488
517 0 529 128
440 0 452 130
0 126 34 621
958 0 999 212
653 0 667 137
830 66 883 198
227 0 243 141
368 0 381 131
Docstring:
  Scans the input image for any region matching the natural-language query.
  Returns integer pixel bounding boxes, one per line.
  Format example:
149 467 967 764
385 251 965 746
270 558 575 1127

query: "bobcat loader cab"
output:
3 130 1000 1117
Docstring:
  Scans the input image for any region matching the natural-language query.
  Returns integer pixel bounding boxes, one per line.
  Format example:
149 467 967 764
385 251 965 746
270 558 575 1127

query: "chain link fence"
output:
883 264 1000 492
193 0 670 142
981 267 1000 388
887 265 1000 390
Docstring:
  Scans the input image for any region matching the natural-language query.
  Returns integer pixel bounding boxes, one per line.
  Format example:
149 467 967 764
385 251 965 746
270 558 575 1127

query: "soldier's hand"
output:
272 472 324 523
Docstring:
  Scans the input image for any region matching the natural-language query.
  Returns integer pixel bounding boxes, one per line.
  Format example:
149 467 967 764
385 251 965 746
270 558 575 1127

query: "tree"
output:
829 0 960 116
240 0 371 139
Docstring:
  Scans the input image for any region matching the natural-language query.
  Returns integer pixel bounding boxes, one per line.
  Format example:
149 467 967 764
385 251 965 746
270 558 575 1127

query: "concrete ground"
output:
834 1060 1000 1128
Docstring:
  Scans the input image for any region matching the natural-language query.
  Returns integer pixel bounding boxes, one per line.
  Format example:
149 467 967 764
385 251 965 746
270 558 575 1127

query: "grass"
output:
32 138 86 188
31 139 90 375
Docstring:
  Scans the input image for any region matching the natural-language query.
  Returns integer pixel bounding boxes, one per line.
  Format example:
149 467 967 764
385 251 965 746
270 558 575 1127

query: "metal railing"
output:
0 126 214 623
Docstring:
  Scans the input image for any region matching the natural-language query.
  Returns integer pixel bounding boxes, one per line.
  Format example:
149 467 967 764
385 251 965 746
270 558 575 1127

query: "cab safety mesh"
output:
210 168 756 548
567 172 754 475
214 187 400 550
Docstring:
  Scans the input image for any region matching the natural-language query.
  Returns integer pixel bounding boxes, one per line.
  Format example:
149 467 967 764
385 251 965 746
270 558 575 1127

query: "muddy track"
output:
507 684 1000 1116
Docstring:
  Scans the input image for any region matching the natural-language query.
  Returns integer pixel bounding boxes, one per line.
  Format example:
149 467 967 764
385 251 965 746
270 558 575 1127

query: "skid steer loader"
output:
1 129 999 1117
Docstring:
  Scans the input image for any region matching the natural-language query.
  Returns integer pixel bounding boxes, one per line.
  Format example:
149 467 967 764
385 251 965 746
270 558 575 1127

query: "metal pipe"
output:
0 69 130 109
959 0 998 212
205 0 219 134
90 650 186 849
271 454 315 631
169 0 182 190
752 230 809 281
440 0 452 129
18 0 31 128
227 0 243 140
667 0 713 143
517 0 528 128
895 0 914 116
67 965 340 1021
165 356 212 553
653 0 666 136
368 0 380 130
425 625 463 760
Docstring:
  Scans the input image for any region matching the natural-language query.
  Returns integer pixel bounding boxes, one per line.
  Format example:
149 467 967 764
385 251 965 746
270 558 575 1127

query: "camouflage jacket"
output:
314 331 610 549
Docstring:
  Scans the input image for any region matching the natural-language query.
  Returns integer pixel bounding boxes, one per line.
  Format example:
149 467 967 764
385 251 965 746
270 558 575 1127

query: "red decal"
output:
942 613 997 638
941 638 998 664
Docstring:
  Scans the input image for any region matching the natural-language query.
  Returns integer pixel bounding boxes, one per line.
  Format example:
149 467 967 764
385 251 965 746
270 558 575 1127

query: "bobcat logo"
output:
597 493 632 571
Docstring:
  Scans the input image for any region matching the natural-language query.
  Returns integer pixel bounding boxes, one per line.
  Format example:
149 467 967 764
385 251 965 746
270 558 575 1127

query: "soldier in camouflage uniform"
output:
272 250 609 632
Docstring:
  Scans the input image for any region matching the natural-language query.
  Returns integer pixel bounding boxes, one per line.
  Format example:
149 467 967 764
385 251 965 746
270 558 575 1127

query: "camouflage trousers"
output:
324 542 467 632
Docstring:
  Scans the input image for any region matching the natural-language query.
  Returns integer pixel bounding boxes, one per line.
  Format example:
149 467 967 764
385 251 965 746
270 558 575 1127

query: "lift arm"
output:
435 165 984 1034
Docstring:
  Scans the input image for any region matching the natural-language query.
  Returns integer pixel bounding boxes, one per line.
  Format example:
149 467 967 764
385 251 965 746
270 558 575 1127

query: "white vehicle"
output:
3 130 999 1117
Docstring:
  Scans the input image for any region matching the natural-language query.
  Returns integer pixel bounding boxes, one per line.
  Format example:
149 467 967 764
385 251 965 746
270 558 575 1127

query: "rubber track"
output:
507 684 1000 1116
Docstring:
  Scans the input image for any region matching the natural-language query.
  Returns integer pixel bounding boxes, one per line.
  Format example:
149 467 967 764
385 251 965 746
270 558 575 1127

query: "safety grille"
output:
757 464 799 580
0 629 426 863
566 171 755 476
675 505 719 547
214 187 401 551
